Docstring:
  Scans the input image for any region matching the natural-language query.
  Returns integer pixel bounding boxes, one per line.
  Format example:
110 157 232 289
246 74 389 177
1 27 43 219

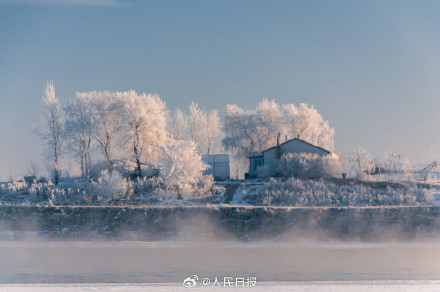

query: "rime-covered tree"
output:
254 98 282 147
382 152 412 180
349 147 374 180
222 104 257 155
283 103 334 150
37 81 64 184
160 139 208 199
65 93 95 178
28 160 40 178
205 110 221 154
119 90 168 177
188 102 207 153
168 108 188 141
77 91 124 169
175 102 222 155
222 99 335 177
221 104 258 177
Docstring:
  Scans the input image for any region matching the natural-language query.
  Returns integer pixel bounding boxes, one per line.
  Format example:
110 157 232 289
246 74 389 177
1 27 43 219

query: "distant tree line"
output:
35 81 336 184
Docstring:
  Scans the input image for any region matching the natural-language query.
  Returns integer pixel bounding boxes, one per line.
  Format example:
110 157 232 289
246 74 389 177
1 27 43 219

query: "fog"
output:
1 241 440 284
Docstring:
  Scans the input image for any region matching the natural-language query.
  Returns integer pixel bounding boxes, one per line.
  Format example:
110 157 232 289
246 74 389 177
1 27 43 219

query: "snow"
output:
432 192 440 206
1 281 440 291
0 176 435 208
229 184 265 206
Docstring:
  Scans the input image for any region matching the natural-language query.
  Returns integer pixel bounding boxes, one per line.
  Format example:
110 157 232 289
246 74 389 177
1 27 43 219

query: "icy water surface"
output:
1 241 440 285
2 281 440 292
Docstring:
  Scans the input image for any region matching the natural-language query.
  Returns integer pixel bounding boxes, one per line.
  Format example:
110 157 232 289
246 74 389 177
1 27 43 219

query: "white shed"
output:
202 154 230 181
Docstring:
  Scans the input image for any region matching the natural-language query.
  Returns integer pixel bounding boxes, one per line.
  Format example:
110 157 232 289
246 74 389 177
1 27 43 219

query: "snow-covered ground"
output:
0 176 436 207
432 192 440 206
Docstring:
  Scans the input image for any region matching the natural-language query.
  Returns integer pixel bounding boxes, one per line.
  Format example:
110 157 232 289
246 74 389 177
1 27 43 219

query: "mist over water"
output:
1 205 440 288
1 241 440 284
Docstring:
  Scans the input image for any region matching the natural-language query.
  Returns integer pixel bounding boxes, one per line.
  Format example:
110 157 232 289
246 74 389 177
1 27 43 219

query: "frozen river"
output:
1 241 440 290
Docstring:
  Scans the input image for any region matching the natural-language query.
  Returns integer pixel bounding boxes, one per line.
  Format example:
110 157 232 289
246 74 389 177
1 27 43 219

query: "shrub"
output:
277 153 341 179
262 177 434 207
91 170 129 201
256 165 270 178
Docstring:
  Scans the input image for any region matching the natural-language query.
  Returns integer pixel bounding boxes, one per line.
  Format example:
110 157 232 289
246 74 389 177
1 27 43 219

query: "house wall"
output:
263 149 277 176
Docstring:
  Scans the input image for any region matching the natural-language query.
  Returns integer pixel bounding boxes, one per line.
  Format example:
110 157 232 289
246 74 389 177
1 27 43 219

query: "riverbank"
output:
0 205 439 241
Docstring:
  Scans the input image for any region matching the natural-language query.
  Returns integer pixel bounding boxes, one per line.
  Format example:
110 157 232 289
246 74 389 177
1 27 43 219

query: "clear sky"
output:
1 0 440 177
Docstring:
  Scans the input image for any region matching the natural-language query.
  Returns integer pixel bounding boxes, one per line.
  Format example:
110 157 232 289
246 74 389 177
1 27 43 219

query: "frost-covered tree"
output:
65 93 95 178
222 100 281 177
223 99 335 156
382 152 412 180
254 98 283 147
228 149 249 180
160 139 208 199
37 81 64 184
168 108 188 141
222 104 258 155
119 90 168 177
222 99 335 177
175 102 222 155
188 102 208 153
28 160 40 178
205 110 221 154
349 147 374 180
282 103 334 150
77 91 124 169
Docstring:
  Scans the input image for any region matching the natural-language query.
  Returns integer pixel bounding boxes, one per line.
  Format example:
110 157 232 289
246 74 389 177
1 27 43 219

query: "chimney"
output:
276 132 281 160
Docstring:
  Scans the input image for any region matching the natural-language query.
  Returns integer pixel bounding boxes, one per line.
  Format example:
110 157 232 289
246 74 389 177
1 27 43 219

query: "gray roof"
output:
261 138 331 154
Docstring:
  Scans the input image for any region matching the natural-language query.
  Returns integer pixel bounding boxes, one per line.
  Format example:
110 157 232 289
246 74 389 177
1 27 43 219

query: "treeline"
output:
35 81 336 184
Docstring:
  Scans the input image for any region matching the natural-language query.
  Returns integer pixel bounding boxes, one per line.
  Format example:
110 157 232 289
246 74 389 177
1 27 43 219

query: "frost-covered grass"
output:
252 177 434 207
0 175 435 207
0 173 222 207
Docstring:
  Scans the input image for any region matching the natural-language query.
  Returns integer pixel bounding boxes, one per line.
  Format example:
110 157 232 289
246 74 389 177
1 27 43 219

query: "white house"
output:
248 135 338 177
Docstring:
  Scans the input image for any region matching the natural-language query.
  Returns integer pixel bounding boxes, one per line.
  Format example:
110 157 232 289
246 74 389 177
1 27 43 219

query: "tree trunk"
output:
134 141 142 178
136 157 142 178
80 154 85 178
104 146 112 171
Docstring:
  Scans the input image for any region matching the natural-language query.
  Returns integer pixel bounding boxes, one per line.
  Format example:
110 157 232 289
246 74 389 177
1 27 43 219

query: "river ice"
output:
1 241 440 291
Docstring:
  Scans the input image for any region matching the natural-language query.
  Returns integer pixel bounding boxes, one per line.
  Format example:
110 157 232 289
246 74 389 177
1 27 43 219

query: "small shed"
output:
202 154 230 180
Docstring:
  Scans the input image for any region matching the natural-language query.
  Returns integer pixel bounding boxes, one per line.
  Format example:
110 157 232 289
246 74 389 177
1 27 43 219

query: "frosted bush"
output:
277 153 341 179
262 177 434 207
92 170 129 200
0 180 28 194
256 165 270 178
48 188 67 205
131 176 165 196
197 175 214 194
160 139 208 199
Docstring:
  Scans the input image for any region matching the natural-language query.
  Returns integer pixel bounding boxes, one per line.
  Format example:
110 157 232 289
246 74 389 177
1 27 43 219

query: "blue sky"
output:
1 0 440 177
